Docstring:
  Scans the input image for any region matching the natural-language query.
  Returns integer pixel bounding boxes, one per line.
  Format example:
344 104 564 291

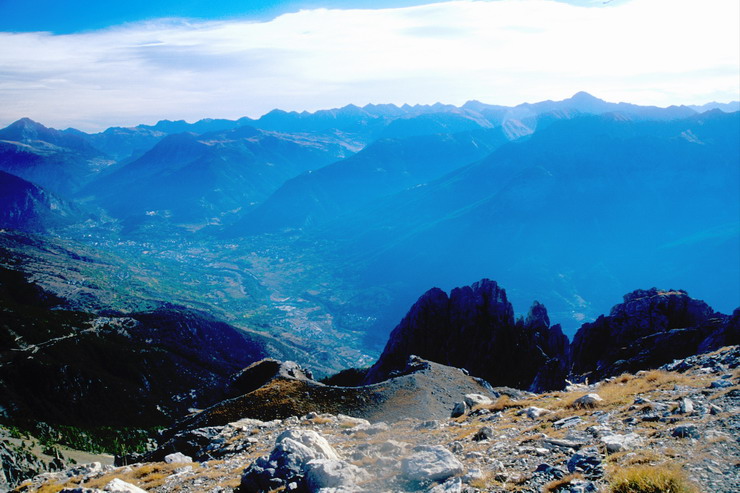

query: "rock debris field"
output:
16 346 740 493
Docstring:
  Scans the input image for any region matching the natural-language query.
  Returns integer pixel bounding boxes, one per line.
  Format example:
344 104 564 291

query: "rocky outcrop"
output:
166 356 496 433
239 429 370 492
571 288 739 381
364 281 738 391
363 279 570 391
1 440 47 491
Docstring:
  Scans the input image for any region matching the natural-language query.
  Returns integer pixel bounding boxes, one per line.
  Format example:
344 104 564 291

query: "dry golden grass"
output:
484 395 527 412
468 472 496 489
29 483 63 493
542 473 583 493
605 448 665 467
608 465 700 493
573 370 706 410
218 476 242 489
78 462 197 490
308 416 334 425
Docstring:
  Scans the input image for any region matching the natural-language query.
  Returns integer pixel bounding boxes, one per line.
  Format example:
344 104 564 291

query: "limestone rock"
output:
600 433 643 453
463 394 492 408
401 445 464 482
304 459 370 492
164 452 192 464
103 478 147 493
472 426 494 442
574 394 603 408
521 406 551 419
240 429 339 492
677 397 694 415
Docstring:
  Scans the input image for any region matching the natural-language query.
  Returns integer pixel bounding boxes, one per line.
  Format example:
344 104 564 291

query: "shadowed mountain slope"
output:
81 127 351 223
0 171 92 233
0 119 112 196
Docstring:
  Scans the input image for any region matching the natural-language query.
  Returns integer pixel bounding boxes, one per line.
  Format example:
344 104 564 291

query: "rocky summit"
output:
366 280 739 392
13 345 740 492
363 280 570 392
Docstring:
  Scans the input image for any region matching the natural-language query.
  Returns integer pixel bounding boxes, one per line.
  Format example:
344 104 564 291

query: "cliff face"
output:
363 279 570 391
365 281 738 391
570 288 739 381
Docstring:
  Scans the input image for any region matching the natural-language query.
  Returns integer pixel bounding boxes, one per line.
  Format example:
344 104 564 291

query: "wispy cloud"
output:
0 0 737 131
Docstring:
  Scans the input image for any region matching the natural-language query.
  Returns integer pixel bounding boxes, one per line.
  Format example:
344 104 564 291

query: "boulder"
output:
304 459 370 492
574 394 603 408
164 452 192 464
672 425 701 439
355 422 389 435
451 402 468 418
464 394 493 408
240 429 339 492
103 478 147 493
472 426 494 442
567 449 604 480
521 406 550 419
401 445 464 482
677 398 694 415
336 415 370 429
600 433 643 453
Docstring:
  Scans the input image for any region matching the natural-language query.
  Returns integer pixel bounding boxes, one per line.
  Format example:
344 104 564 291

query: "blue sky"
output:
0 0 610 33
0 0 737 131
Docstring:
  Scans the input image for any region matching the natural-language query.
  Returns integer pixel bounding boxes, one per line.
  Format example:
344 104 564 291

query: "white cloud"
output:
0 0 737 131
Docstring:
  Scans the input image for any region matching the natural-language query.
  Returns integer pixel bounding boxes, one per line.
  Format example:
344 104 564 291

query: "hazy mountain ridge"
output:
302 110 740 338
0 119 113 197
78 127 352 224
230 128 514 234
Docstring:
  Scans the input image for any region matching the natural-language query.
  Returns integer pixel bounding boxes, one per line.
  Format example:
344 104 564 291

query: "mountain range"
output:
0 92 738 487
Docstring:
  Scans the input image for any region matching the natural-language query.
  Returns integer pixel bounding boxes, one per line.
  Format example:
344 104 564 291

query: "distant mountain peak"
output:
569 91 601 101
2 118 51 139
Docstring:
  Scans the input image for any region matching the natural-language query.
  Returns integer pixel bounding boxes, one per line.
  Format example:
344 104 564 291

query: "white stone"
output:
522 406 550 419
354 422 389 435
103 478 147 493
678 397 694 414
601 433 643 453
304 459 370 492
464 393 493 408
164 452 192 464
401 445 464 482
574 393 603 408
276 429 339 461
336 415 370 429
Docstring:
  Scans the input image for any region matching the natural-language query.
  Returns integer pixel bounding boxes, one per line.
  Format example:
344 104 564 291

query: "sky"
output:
0 0 738 131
